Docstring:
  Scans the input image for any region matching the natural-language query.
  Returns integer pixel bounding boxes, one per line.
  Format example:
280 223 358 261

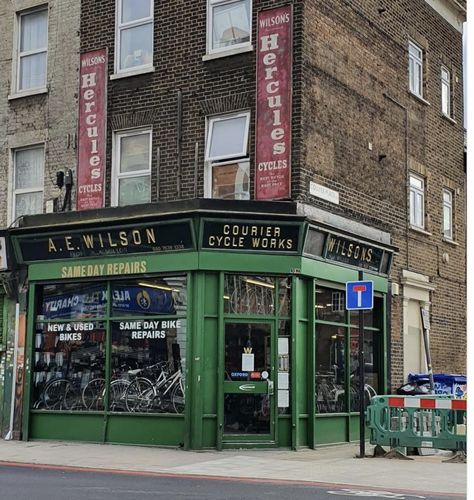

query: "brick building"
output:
0 0 466 449
0 0 80 438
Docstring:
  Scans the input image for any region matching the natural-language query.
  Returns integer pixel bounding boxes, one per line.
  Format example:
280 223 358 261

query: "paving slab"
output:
0 439 467 496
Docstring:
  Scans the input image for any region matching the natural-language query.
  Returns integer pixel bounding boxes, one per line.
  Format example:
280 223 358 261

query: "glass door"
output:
222 321 275 443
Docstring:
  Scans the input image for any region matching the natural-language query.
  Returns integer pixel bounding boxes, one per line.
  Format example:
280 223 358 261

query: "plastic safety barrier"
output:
366 395 467 452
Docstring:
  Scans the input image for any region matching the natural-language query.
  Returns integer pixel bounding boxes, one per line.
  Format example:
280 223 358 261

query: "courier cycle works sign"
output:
77 48 107 210
255 5 293 200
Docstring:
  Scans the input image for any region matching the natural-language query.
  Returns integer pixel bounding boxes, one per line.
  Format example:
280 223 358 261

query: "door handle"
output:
267 379 274 396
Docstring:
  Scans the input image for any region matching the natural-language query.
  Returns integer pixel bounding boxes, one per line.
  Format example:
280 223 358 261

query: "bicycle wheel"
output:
110 379 131 411
63 384 81 410
82 378 105 410
125 378 155 412
171 382 185 414
43 379 70 410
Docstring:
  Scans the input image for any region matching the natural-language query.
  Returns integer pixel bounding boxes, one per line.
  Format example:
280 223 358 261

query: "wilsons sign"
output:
17 221 194 262
325 235 384 272
77 49 107 210
255 5 292 200
201 220 300 253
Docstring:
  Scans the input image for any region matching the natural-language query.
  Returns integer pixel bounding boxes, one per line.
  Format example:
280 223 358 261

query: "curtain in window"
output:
15 148 43 189
20 11 47 52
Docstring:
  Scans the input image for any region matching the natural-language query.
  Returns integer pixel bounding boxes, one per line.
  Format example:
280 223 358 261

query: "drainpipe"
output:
177 89 183 199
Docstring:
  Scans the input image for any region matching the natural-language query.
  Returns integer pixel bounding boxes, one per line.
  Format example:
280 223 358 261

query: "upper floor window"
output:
205 111 250 200
17 8 48 92
112 128 152 206
409 174 425 229
408 41 423 98
11 146 44 222
207 0 251 55
441 66 451 117
115 0 153 74
442 189 453 240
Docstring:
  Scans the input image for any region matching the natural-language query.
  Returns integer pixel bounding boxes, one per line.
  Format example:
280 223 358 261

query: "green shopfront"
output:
8 200 396 450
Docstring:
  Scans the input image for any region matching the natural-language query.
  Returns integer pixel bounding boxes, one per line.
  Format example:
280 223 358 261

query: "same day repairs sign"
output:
77 48 107 210
255 5 292 200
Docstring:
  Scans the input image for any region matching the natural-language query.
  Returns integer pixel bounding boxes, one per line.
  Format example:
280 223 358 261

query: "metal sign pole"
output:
358 270 365 458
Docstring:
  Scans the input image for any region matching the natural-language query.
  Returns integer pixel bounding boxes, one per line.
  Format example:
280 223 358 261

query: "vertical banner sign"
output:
255 5 292 200
77 48 107 210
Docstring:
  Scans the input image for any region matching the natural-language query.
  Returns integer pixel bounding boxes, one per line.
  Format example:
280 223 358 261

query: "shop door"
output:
222 321 275 444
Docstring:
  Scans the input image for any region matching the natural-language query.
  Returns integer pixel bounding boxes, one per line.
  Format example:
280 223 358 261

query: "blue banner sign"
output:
42 284 175 319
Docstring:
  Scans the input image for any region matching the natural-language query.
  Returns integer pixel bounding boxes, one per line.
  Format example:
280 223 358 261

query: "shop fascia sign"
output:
201 219 302 253
304 226 393 275
14 219 195 263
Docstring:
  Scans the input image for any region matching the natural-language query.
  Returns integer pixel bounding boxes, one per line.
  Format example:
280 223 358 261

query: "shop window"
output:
441 66 451 117
115 0 153 74
15 7 48 92
11 145 44 224
32 276 187 414
315 286 346 323
224 275 290 316
348 330 380 411
315 325 346 413
409 174 425 230
315 286 382 415
112 128 152 207
408 41 423 98
207 0 251 55
205 112 250 200
442 189 453 240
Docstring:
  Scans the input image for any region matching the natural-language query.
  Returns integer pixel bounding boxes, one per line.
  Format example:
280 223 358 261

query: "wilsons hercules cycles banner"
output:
77 48 107 210
255 5 292 200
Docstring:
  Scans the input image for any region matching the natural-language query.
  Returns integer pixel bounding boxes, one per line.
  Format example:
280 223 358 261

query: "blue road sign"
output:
346 280 374 310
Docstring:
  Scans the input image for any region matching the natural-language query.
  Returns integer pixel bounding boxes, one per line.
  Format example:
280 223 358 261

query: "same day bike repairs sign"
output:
255 5 292 200
77 48 107 210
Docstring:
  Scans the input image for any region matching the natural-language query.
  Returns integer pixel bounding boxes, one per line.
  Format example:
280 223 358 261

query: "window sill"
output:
441 114 457 125
8 87 48 100
202 45 253 61
408 91 430 106
409 225 432 236
442 237 458 246
110 66 155 80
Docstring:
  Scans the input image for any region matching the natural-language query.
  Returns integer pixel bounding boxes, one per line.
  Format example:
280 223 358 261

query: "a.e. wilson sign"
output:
255 5 293 200
77 48 107 210
17 221 195 262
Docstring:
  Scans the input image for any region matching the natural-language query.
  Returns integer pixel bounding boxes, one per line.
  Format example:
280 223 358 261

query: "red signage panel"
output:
77 49 107 210
255 5 292 200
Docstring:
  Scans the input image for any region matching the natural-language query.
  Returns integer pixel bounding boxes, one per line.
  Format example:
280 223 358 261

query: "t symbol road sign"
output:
346 280 374 310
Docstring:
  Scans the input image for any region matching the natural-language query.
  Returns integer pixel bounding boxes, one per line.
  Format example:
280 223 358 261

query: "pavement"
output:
0 439 468 497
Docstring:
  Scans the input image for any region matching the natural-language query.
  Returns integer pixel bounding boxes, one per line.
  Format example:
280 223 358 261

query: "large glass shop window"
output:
32 277 187 414
315 285 382 414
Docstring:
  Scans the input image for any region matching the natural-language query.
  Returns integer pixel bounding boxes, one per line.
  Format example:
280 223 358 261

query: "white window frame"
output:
10 145 45 224
14 6 49 94
442 189 453 240
409 174 425 230
114 0 154 76
441 66 451 117
204 111 250 199
206 0 252 56
111 128 152 207
408 41 423 98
